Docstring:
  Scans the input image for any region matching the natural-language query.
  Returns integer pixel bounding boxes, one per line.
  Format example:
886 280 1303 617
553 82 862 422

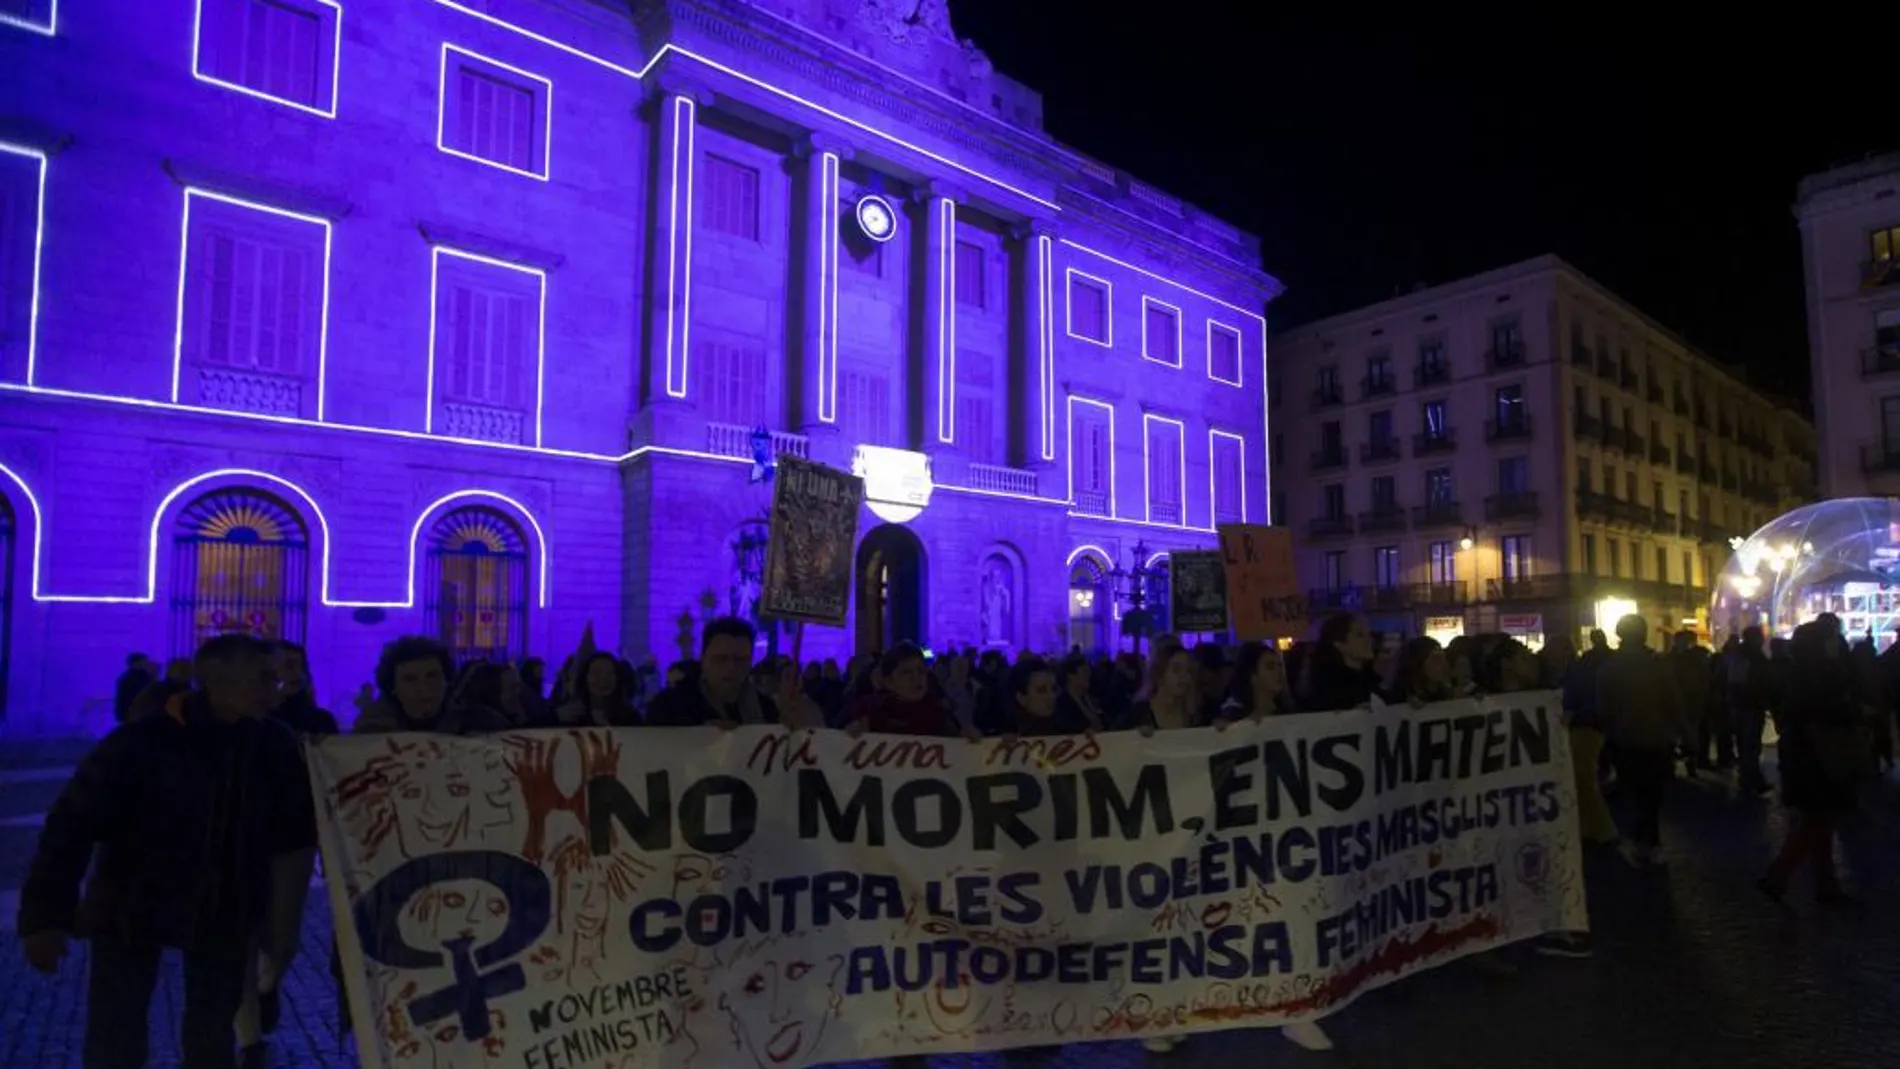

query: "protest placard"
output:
310 692 1586 1069
761 456 864 625
1168 550 1229 633
1217 524 1305 639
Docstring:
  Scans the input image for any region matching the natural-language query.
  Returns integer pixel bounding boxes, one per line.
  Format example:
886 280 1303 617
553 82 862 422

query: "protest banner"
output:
761 455 864 625
310 692 1585 1069
1217 524 1305 640
1168 550 1229 633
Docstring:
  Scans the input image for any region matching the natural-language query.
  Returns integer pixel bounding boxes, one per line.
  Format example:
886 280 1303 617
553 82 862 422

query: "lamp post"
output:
1110 540 1160 655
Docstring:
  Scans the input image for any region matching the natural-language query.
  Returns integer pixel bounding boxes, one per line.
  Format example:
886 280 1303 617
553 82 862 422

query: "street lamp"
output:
1109 540 1162 654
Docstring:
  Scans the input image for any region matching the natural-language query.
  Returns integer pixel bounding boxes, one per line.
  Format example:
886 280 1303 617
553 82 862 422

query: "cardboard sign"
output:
1218 524 1305 640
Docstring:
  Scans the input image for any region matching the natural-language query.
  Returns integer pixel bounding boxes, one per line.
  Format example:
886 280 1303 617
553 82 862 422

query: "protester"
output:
767 655 826 729
1307 612 1381 709
1005 656 1064 737
455 661 532 727
19 635 316 1069
1725 626 1776 796
556 651 642 727
354 636 505 734
646 617 778 726
1760 620 1863 906
269 641 338 736
843 642 977 739
1389 636 1451 705
1598 614 1691 866
1218 641 1294 722
1053 654 1108 733
112 652 155 724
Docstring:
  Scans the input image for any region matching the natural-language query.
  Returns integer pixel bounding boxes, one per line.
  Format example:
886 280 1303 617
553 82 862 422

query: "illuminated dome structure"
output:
1711 498 1900 643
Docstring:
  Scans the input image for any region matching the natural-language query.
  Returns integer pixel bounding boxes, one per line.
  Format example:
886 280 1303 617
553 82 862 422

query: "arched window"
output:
426 506 528 665
171 488 310 653
1067 555 1110 653
0 495 14 718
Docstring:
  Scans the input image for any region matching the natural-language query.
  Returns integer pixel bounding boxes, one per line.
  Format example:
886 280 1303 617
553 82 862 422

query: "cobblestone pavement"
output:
3 748 1898 1069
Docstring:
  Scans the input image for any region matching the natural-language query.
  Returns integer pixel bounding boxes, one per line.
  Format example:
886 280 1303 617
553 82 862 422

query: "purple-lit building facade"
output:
0 0 1279 736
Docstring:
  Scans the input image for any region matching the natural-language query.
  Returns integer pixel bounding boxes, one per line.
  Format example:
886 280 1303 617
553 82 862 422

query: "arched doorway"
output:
856 524 926 653
425 506 530 664
1068 553 1111 653
170 487 310 654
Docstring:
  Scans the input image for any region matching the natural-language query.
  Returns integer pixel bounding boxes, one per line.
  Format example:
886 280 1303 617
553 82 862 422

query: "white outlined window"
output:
176 190 330 421
1069 397 1115 517
1141 296 1181 368
1065 269 1111 347
704 155 761 240
695 336 767 428
193 0 341 118
954 241 986 308
842 368 892 446
1144 413 1186 526
1210 430 1246 524
0 0 55 35
0 143 45 384
1208 320 1243 386
427 248 545 447
438 45 552 180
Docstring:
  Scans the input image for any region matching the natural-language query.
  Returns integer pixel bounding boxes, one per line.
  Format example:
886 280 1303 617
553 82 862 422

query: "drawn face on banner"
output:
673 852 753 904
707 939 845 1068
333 738 515 871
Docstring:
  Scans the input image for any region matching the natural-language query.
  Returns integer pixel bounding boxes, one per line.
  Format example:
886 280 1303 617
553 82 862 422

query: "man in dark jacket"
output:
1727 626 1776 795
1599 615 1691 866
645 617 779 727
111 652 155 724
18 634 317 1069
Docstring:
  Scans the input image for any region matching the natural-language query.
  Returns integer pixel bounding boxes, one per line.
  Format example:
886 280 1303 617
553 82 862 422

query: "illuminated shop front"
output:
0 0 1278 734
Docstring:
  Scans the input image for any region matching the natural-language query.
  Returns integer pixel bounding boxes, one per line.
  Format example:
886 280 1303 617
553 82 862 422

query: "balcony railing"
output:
1361 374 1396 398
1699 458 1718 483
1673 395 1689 417
1603 426 1631 453
1650 442 1672 465
1486 416 1533 442
1596 353 1618 381
1360 437 1402 464
1646 379 1664 404
965 463 1039 496
1074 489 1111 516
1310 446 1349 471
1312 384 1344 409
1652 510 1680 536
1413 431 1457 456
708 422 811 462
1570 344 1593 368
1411 501 1463 529
1414 362 1450 387
1619 366 1639 391
1574 411 1603 437
1358 506 1407 534
1485 491 1540 520
1308 587 1352 613
1486 344 1526 370
1409 581 1469 606
1626 431 1647 456
1308 515 1356 539
1577 491 1650 528
1863 258 1900 290
1576 489 1612 522
1676 452 1695 475
1369 585 1412 611
1861 442 1900 474
1861 346 1900 378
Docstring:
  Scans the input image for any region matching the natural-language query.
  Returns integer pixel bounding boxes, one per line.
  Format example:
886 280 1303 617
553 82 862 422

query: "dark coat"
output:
1306 650 1382 712
18 695 316 950
644 682 779 727
1776 656 1861 816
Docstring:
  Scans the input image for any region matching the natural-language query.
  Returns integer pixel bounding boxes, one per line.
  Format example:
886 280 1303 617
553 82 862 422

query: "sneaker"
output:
1141 1037 1178 1053
1533 932 1594 958
1281 1020 1334 1051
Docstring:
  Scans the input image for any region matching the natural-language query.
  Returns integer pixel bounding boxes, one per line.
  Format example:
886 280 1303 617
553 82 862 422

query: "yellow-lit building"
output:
1270 256 1817 648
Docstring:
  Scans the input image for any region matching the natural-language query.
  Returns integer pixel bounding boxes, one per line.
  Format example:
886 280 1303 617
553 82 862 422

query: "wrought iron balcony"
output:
1650 441 1672 465
1409 581 1468 606
1308 515 1356 539
1596 353 1618 381
1485 491 1540 521
1863 258 1900 290
1574 411 1603 437
1308 587 1352 613
1312 383 1344 409
1369 584 1412 611
1861 346 1900 378
1414 361 1450 387
1626 431 1647 457
1486 344 1527 370
1676 452 1695 475
1310 445 1349 471
1619 366 1639 391
1358 506 1408 534
1860 442 1900 474
1361 374 1396 398
1576 489 1613 521
1360 437 1402 464
1699 458 1717 483
1646 379 1664 404
1411 501 1463 529
1413 431 1457 456
1570 343 1593 368
1603 426 1631 453
1673 395 1689 417
1486 416 1533 442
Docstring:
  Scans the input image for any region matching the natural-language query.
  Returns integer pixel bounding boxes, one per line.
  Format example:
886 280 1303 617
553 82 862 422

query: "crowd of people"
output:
20 606 1893 1069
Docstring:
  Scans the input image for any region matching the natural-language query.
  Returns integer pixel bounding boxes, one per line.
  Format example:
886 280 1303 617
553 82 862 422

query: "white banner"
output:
308 692 1586 1069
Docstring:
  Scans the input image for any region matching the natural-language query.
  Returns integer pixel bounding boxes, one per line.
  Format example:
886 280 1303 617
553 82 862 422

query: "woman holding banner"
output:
1216 642 1295 721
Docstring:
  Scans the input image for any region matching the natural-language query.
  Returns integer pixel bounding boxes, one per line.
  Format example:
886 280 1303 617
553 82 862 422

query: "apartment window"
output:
1367 352 1392 389
1370 475 1396 511
1624 470 1637 501
1582 533 1597 574
1878 309 1900 351
0 148 39 379
1608 538 1622 578
955 395 995 464
704 155 761 240
1212 434 1244 523
1656 546 1670 584
1270 490 1286 527
1679 489 1691 519
441 48 550 178
1494 384 1525 429
1676 429 1688 456
1490 319 1523 361
1573 385 1587 415
434 255 541 443
195 0 338 114
1071 406 1113 511
1499 456 1529 494
1322 483 1346 521
1598 396 1612 428
1324 551 1346 591
1500 535 1531 582
842 368 891 446
1423 399 1449 438
954 241 986 308
182 196 326 418
1374 546 1400 589
1622 405 1634 431
1429 541 1457 584
1141 298 1180 366
1873 224 1900 264
1683 551 1695 587
1570 320 1586 354
1067 274 1109 344
1317 365 1341 398
1577 457 1593 493
1369 409 1394 443
1883 396 1900 452
1425 467 1453 506
694 338 768 429
1208 322 1242 384
1418 339 1446 377
1321 420 1343 452
1606 465 1619 497
1652 480 1665 509
1145 418 1184 524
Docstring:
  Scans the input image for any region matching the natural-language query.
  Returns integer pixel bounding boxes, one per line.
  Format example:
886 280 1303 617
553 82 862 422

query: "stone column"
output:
911 185 959 452
792 136 847 465
1009 222 1058 475
641 79 706 433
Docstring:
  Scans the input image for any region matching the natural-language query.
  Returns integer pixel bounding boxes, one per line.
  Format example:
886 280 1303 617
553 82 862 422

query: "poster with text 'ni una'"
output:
312 692 1587 1069
761 455 864 626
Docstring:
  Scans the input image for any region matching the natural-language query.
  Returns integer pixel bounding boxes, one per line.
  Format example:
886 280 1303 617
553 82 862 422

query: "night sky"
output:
951 4 1896 403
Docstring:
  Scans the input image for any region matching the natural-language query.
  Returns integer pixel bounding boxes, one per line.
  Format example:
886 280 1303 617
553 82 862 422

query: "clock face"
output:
856 196 896 242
